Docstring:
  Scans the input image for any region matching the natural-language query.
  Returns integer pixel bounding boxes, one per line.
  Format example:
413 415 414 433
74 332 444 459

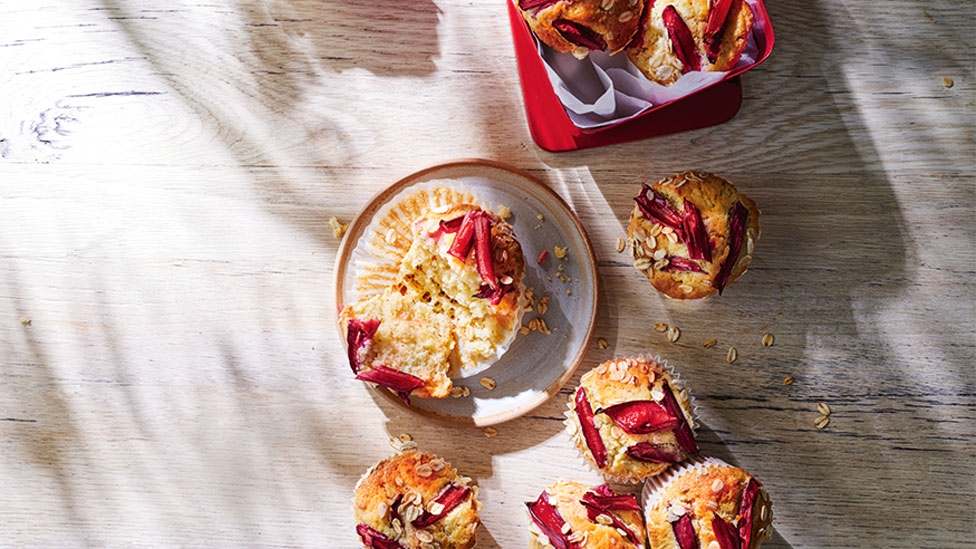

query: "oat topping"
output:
415 463 433 477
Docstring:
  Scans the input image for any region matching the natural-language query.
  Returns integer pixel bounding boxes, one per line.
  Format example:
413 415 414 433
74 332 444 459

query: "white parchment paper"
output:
536 0 768 129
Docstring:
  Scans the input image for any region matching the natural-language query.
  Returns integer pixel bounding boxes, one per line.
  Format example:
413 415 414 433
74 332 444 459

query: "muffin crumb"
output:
328 216 348 238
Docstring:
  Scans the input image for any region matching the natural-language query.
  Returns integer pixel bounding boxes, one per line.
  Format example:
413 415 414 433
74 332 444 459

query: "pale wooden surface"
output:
1 1 973 547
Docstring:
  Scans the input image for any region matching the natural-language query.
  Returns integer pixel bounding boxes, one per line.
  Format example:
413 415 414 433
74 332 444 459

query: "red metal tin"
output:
507 0 775 152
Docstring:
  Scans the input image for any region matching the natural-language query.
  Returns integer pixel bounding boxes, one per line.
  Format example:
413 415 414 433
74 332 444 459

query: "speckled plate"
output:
334 159 598 426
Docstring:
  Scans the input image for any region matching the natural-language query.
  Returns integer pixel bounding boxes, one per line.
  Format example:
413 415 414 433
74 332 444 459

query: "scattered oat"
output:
450 386 467 398
480 377 497 390
942 76 954 88
484 427 498 437
328 216 348 238
553 245 567 259
537 214 545 222
497 205 511 219
814 415 830 430
762 333 774 347
519 326 531 335
667 326 680 343
654 323 668 332
597 338 608 349
783 376 795 385
19 317 31 326
616 237 626 253
537 296 549 315
557 264 564 272
817 402 831 416
726 346 737 363
566 289 572 295
536 317 552 334
703 338 717 348
398 433 413 442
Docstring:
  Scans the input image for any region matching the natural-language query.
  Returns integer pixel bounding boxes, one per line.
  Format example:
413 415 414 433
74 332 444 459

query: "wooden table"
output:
1 1 973 547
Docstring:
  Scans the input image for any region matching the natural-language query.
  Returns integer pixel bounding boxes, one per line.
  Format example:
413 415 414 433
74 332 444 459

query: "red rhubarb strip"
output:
626 0 656 50
598 400 680 434
472 212 498 290
580 492 641 546
346 318 380 374
663 6 701 73
412 484 471 528
389 493 403 525
553 19 607 51
634 185 685 236
714 202 748 295
439 214 466 234
537 249 548 264
658 380 700 455
526 492 577 549
473 283 514 306
673 513 700 549
447 211 476 261
356 524 404 549
663 256 707 273
519 0 560 10
682 199 712 262
575 388 608 468
737 479 761 548
625 442 682 463
712 514 742 549
355 366 425 406
587 484 641 511
704 0 734 62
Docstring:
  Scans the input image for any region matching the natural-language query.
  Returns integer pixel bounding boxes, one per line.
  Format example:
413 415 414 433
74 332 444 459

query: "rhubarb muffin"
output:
566 356 698 483
641 458 773 549
627 172 760 300
516 0 647 59
354 451 482 549
627 0 754 85
341 188 526 403
527 480 647 548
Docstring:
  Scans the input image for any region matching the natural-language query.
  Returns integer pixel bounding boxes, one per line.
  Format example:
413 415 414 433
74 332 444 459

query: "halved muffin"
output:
527 479 647 548
354 451 482 549
341 191 526 402
515 0 648 59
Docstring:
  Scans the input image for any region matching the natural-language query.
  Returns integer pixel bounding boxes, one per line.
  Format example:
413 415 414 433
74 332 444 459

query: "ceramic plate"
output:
334 159 598 426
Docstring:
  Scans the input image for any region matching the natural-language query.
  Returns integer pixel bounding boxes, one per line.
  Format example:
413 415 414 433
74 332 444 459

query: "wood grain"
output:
1 1 973 548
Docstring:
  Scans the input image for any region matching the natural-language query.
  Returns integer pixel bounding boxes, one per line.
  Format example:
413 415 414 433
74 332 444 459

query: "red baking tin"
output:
508 0 775 152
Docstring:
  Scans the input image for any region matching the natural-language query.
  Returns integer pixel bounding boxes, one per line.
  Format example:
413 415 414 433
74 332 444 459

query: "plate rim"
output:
333 158 599 426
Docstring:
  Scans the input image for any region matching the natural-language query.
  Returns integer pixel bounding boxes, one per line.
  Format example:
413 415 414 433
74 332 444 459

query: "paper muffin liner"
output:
343 180 528 380
641 456 774 548
563 354 700 484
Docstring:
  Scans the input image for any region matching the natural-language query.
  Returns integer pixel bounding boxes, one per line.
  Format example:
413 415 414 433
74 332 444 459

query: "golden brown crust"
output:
528 480 647 548
354 451 482 549
645 463 773 549
627 172 760 300
566 356 696 482
626 0 754 85
519 0 646 57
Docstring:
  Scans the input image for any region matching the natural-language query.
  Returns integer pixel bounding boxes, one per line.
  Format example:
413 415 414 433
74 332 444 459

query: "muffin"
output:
627 0 754 85
627 172 760 300
354 450 482 549
341 188 526 403
566 356 699 483
527 479 647 548
641 458 773 549
515 0 647 59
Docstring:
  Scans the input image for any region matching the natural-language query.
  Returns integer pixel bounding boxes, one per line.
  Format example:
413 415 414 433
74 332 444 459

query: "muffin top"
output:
516 0 647 58
341 202 526 401
643 460 773 549
527 479 647 548
627 0 755 85
567 356 698 482
627 172 759 300
354 451 481 549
